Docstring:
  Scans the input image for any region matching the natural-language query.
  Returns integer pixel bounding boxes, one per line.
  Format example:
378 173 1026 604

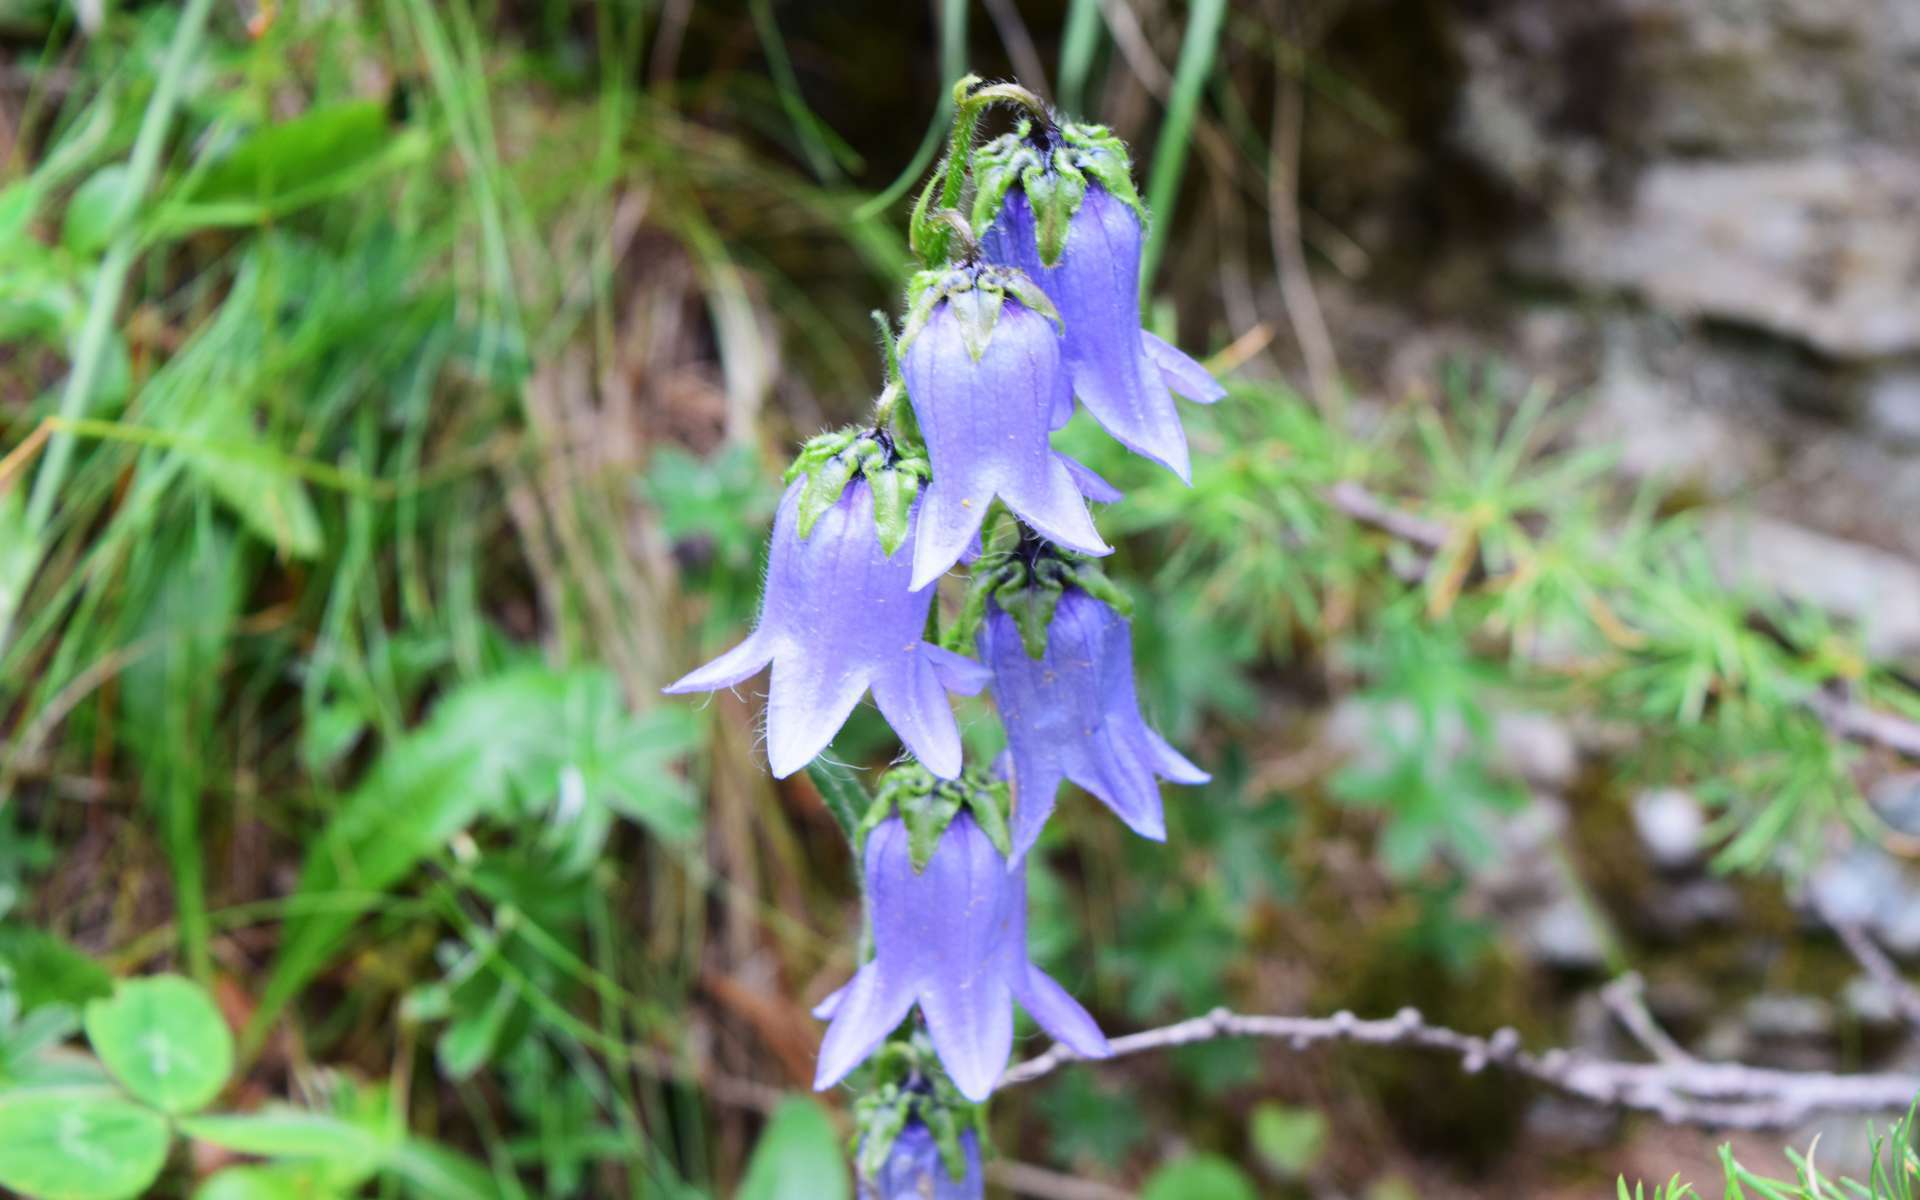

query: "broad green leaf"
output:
0 1090 170 1200
1140 1154 1258 1200
193 1163 338 1200
805 760 870 842
165 101 423 229
181 1110 382 1163
0 181 40 247
737 1098 849 1200
84 974 234 1114
180 391 324 559
60 165 130 255
0 925 112 1012
1250 1102 1328 1178
386 1139 511 1200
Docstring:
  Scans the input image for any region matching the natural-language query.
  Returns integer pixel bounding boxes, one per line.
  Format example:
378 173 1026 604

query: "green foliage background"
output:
0 2 1915 1197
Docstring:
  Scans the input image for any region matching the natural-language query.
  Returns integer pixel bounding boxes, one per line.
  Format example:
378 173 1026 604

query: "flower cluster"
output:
665 78 1220 1193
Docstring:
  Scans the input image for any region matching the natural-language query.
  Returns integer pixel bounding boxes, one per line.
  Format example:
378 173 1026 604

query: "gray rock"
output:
1744 993 1835 1041
1525 153 1920 361
1700 511 1920 660
1525 893 1611 971
1632 788 1707 870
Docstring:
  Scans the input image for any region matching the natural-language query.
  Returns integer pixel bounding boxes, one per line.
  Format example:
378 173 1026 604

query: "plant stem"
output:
25 0 219 536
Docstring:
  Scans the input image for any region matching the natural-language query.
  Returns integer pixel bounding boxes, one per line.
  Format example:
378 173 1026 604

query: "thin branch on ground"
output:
1600 973 1696 1067
986 1160 1134 1200
998 1006 1920 1129
1820 908 1920 1031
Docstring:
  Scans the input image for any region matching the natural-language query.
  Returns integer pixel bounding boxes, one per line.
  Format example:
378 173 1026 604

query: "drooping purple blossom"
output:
979 588 1209 861
981 185 1225 482
859 1123 982 1200
903 296 1110 590
664 476 989 780
813 813 1109 1101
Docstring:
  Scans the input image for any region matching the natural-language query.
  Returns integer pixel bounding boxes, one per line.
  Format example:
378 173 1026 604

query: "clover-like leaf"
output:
84 974 234 1114
0 1090 171 1200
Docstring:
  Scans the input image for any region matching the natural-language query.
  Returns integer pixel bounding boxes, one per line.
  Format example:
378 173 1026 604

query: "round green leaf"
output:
84 974 234 1114
737 1097 849 1200
1141 1153 1258 1200
193 1163 335 1200
60 165 130 256
0 1090 171 1200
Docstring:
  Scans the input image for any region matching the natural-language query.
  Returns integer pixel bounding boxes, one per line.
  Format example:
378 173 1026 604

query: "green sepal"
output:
868 462 921 558
996 267 1061 329
796 452 858 538
1024 157 1088 266
943 558 1021 654
946 286 1004 362
994 569 1066 660
924 1100 969 1181
962 778 1014 859
898 782 964 872
969 130 1044 238
785 428 859 484
1069 561 1135 618
1060 121 1145 221
855 1091 910 1180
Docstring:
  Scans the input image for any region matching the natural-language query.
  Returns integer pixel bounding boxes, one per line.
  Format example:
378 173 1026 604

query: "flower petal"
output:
870 651 966 779
813 963 917 1091
1058 453 1123 504
661 628 776 695
922 643 993 695
1014 963 1111 1060
1004 453 1111 559
1143 726 1210 785
765 650 869 778
1142 329 1225 403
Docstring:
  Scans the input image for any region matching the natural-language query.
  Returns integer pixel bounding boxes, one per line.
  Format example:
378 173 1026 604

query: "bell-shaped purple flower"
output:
860 1121 975 1198
859 1123 982 1200
813 813 1109 1101
664 476 990 780
979 588 1209 861
903 295 1110 591
982 185 1224 482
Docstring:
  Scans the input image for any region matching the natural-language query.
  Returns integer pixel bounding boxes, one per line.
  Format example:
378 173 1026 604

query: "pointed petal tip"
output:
662 638 774 695
922 643 992 695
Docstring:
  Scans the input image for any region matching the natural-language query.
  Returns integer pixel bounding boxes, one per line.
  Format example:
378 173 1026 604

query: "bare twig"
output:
1821 910 1920 1031
986 1160 1134 1200
998 1006 1920 1129
1600 973 1695 1066
1806 689 1920 761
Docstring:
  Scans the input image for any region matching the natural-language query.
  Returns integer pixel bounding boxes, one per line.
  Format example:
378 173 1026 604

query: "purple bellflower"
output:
972 116 1226 485
902 277 1111 591
663 475 989 780
982 184 1224 482
859 1123 982 1200
979 587 1209 861
813 813 1109 1102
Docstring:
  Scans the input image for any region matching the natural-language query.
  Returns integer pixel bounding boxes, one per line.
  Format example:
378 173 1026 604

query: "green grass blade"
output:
25 0 218 536
851 0 968 222
1057 0 1104 116
1139 0 1226 297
